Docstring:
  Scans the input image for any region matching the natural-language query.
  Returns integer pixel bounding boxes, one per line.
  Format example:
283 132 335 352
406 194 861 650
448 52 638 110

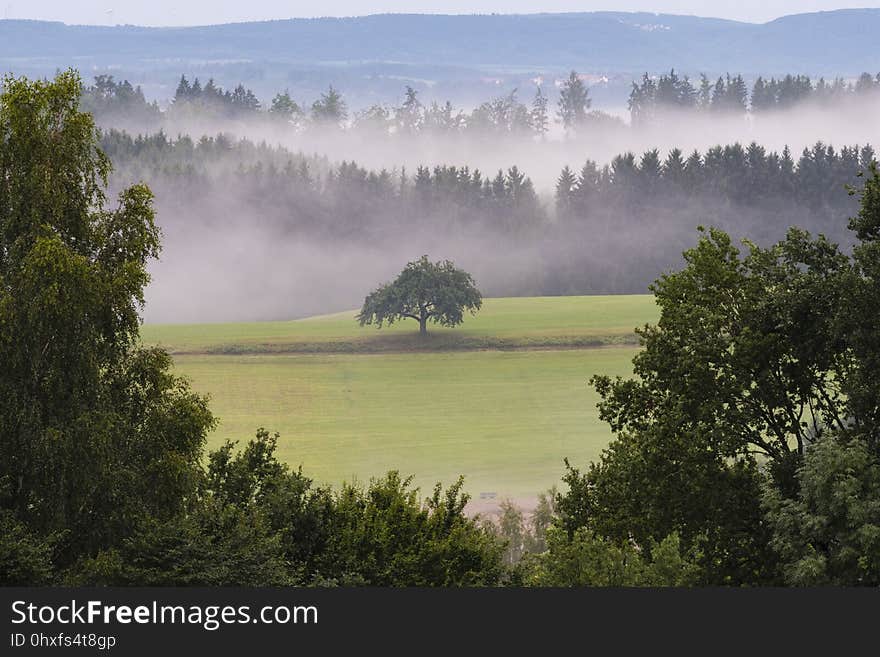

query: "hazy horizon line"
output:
1 7 875 30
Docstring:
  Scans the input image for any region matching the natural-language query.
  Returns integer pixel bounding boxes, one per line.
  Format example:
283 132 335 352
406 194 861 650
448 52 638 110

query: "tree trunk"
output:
419 316 427 337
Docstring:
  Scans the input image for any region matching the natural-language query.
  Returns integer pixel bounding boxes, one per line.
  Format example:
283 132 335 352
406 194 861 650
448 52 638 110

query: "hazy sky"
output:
2 1 878 26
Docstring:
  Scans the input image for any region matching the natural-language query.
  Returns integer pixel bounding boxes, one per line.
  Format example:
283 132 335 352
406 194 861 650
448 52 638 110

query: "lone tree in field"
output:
357 256 482 337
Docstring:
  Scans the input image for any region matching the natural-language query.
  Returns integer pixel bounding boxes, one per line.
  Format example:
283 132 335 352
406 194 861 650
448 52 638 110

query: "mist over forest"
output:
86 71 880 322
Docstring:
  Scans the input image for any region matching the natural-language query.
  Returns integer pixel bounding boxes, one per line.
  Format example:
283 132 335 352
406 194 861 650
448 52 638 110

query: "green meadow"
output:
141 295 657 499
141 294 656 354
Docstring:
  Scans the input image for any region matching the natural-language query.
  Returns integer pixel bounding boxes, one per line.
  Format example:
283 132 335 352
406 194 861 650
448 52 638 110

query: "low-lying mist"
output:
105 101 880 325
146 226 566 324
132 97 880 189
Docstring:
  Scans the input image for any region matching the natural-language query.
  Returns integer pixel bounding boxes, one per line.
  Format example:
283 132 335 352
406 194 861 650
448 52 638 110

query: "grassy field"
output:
142 295 657 501
141 294 656 354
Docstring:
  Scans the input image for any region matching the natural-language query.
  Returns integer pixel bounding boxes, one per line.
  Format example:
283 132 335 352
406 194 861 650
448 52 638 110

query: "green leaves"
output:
627 224 851 467
763 436 880 585
556 160 880 585
357 255 482 335
0 73 506 587
560 170 880 584
200 434 503 586
0 71 215 575
523 527 699 587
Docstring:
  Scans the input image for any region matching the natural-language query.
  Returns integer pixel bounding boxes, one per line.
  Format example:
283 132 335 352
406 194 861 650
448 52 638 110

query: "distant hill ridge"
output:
2 9 880 74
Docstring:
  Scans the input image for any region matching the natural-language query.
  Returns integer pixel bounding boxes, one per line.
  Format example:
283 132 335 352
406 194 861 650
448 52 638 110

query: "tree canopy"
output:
0 70 215 570
357 256 482 336
310 85 348 127
553 162 880 585
0 72 503 587
557 71 592 131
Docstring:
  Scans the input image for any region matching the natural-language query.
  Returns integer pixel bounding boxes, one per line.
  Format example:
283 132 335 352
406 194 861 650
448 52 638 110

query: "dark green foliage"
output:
203 432 504 586
557 444 776 585
203 429 336 580
170 75 261 118
844 163 880 446
578 222 855 580
358 256 483 336
0 71 215 571
69 501 291 586
320 473 503 586
540 152 880 586
759 164 880 586
74 429 503 587
2 73 504 587
522 529 699 587
555 163 880 586
0 512 56 585
763 436 880 585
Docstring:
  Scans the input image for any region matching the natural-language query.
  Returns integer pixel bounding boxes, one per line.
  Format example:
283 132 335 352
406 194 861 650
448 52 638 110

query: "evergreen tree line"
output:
556 142 876 218
91 71 602 135
99 129 870 298
629 69 880 124
83 68 880 139
79 74 161 125
171 74 262 116
99 129 546 239
103 129 872 224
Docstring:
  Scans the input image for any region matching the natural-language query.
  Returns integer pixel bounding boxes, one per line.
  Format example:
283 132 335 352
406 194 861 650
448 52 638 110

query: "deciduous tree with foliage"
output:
0 70 216 576
763 436 880 585
0 73 505 586
357 256 482 336
77 430 503 586
555 161 880 585
522 528 699 587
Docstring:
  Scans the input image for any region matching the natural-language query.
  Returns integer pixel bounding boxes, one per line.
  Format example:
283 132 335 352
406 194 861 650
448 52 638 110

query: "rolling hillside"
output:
3 11 880 73
3 10 880 106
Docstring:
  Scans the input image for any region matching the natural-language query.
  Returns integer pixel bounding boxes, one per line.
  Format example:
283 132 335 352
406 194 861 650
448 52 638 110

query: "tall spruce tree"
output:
311 85 348 127
531 85 550 138
557 70 591 132
555 166 576 217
